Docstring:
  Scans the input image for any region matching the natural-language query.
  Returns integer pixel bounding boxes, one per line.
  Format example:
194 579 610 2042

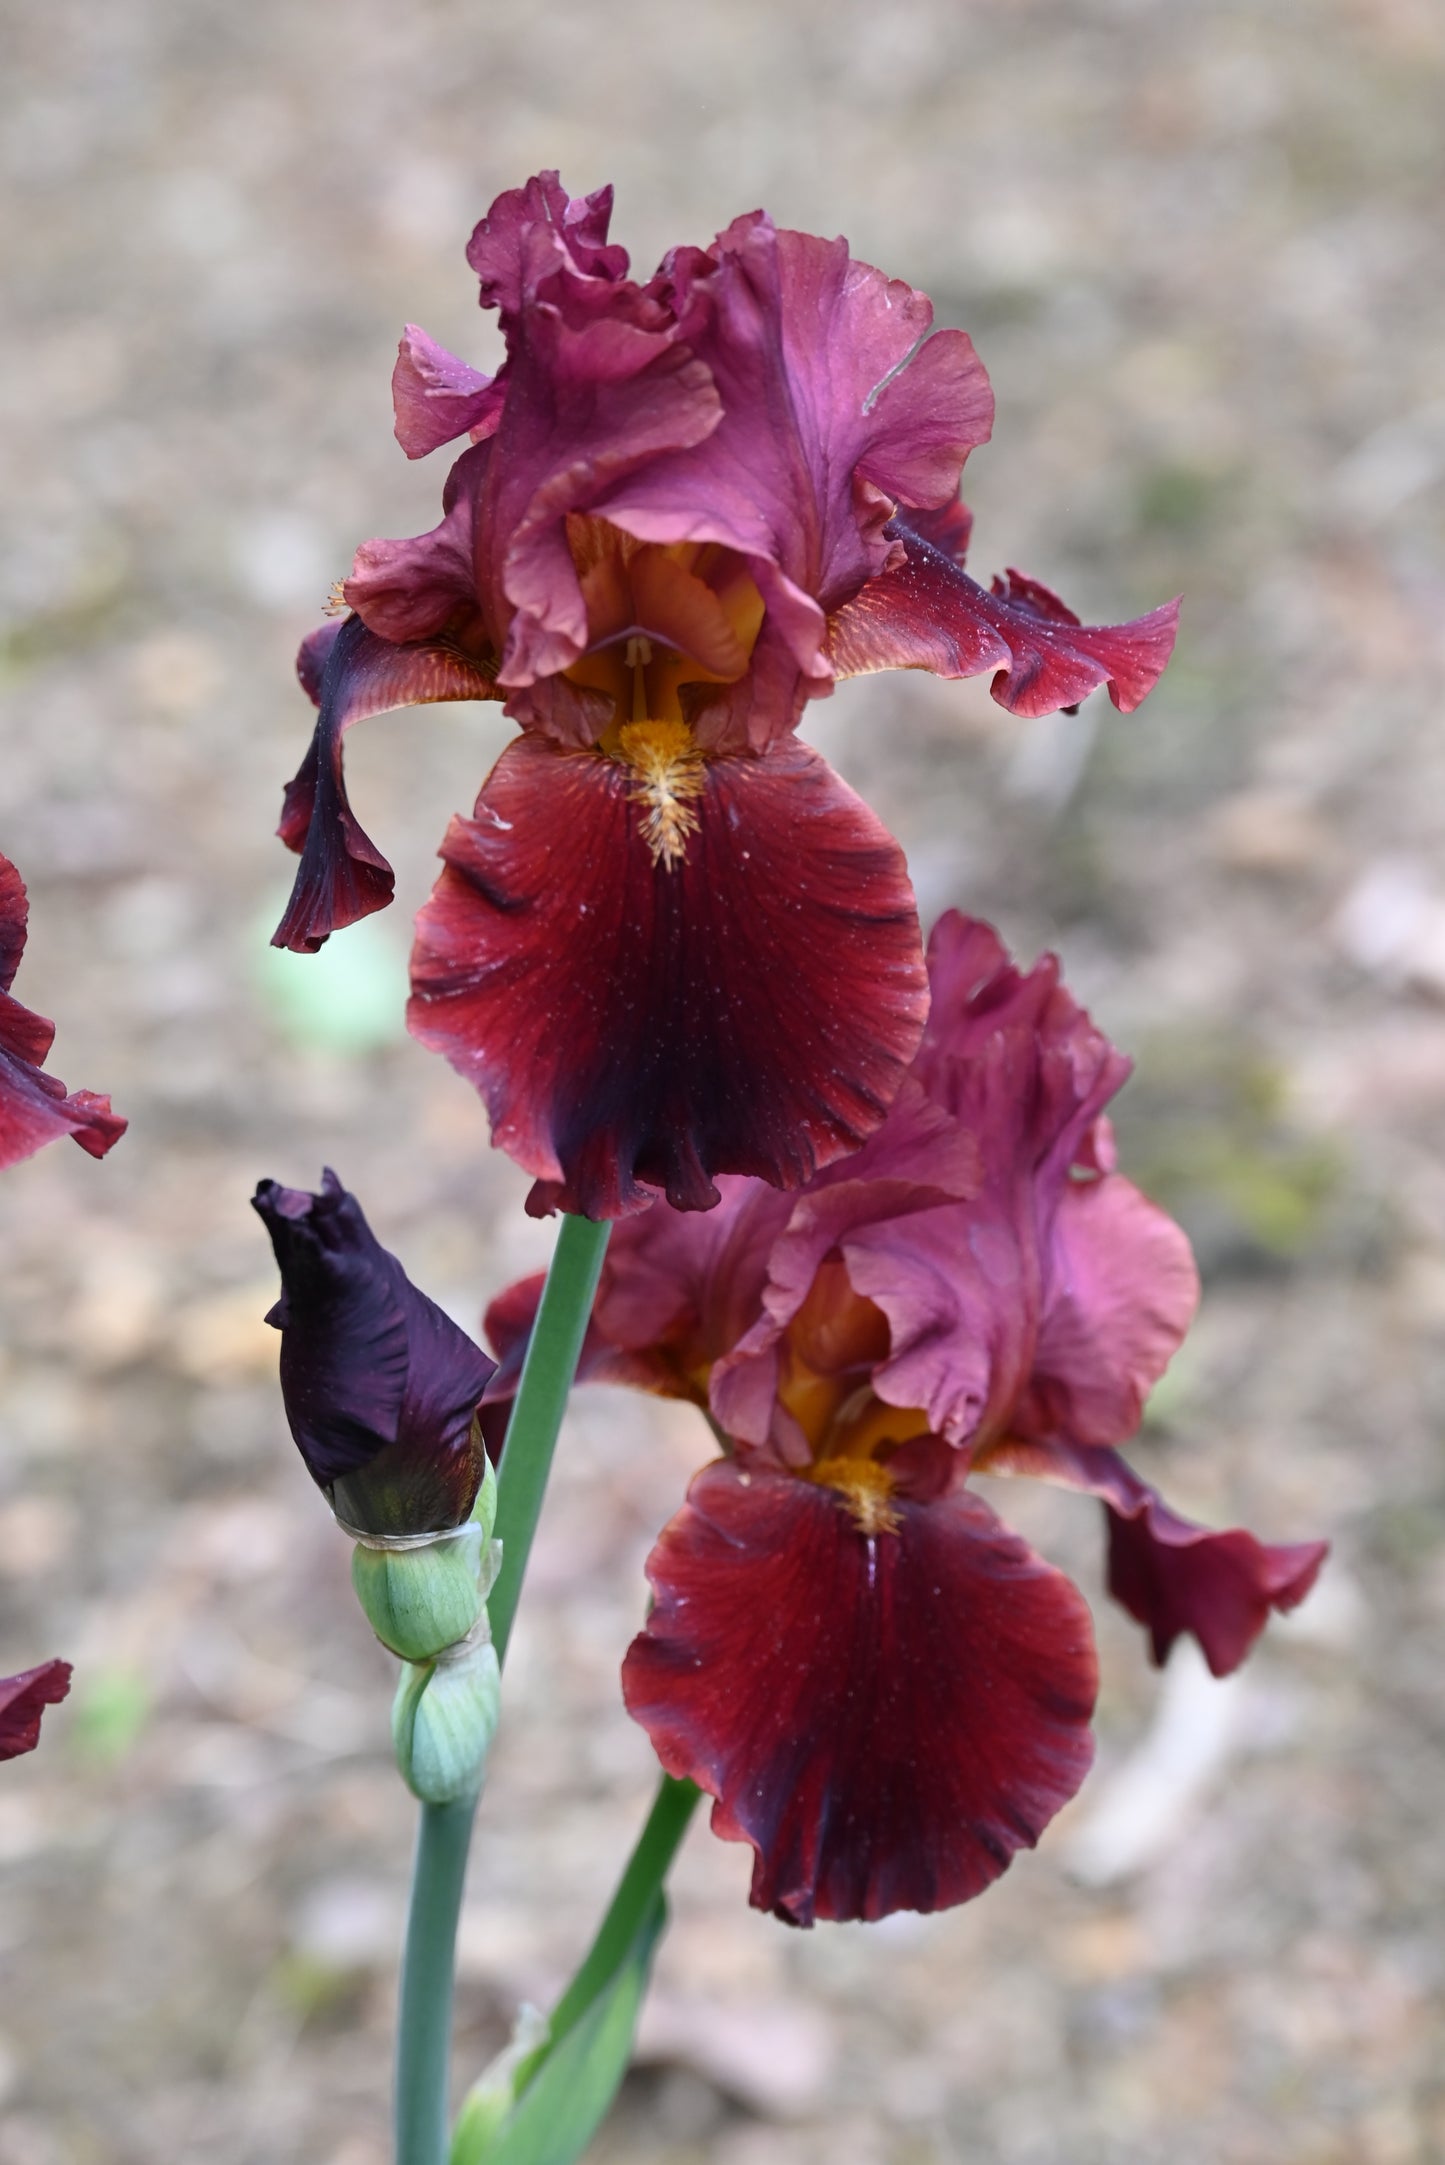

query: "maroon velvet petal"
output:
0 852 126 1167
623 1461 1097 1924
392 325 506 459
0 1660 71 1761
983 1438 1328 1677
408 735 927 1220
826 519 1180 716
273 613 498 954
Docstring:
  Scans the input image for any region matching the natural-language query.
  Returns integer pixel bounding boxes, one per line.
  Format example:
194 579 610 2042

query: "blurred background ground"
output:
1 0 1444 2158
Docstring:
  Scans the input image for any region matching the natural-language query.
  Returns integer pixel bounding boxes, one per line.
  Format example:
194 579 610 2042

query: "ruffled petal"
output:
710 1081 980 1447
408 735 928 1220
465 172 629 318
0 852 126 1168
623 1460 1096 1924
912 912 1132 1186
826 518 1180 716
1018 1173 1200 1449
0 1660 72 1761
273 613 499 955
453 177 724 688
602 218 994 688
392 325 505 459
344 442 492 644
718 914 1152 1456
980 1438 1328 1677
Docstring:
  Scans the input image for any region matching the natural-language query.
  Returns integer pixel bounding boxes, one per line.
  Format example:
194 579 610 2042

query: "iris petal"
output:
0 852 125 1168
272 614 498 955
0 1660 71 1762
623 1460 1097 1925
408 735 928 1220
826 516 1180 716
980 1437 1328 1677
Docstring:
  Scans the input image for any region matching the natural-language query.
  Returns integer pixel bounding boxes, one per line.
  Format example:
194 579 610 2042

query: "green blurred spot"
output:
255 897 409 1052
1113 1029 1345 1271
1136 461 1226 536
70 1667 150 1764
271 1950 367 2029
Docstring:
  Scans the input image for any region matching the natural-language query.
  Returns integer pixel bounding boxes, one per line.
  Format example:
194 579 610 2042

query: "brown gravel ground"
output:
2 2 1444 2159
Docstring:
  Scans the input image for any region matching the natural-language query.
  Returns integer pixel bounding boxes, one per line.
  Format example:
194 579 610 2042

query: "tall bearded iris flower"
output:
274 174 1179 1221
486 915 1325 1926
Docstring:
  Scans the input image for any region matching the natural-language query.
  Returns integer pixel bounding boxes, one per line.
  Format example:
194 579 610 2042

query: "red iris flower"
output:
275 174 1178 1221
486 915 1325 1925
0 850 125 1169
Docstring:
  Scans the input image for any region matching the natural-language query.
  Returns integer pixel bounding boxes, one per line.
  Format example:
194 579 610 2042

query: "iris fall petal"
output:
408 735 928 1220
623 1460 1097 1924
273 613 498 954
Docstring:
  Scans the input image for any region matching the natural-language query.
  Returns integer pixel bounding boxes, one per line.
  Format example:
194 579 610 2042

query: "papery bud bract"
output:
252 1169 496 1535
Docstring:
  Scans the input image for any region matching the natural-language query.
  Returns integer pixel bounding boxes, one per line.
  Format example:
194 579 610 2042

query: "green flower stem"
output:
394 1210 611 2165
396 1797 476 2165
542 1773 701 2059
489 1210 612 1667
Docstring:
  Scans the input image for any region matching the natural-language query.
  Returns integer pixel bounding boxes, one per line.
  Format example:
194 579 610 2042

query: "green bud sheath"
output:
393 1640 501 1805
351 1525 484 1662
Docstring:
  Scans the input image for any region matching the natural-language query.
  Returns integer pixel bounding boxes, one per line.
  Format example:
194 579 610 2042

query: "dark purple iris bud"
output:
252 1170 496 1537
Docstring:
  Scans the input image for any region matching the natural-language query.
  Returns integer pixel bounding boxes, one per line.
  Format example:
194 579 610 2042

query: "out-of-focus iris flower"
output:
274 174 1178 1221
0 851 125 1169
253 1171 496 1537
0 1661 71 1762
486 915 1325 1926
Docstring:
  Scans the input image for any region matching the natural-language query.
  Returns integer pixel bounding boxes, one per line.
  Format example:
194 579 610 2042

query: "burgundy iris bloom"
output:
274 174 1178 1221
487 915 1325 1926
0 1660 71 1761
253 1171 496 1536
0 851 125 1169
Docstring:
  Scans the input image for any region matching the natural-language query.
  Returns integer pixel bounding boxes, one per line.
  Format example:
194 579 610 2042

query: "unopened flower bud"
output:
253 1169 496 1537
392 1635 502 1805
